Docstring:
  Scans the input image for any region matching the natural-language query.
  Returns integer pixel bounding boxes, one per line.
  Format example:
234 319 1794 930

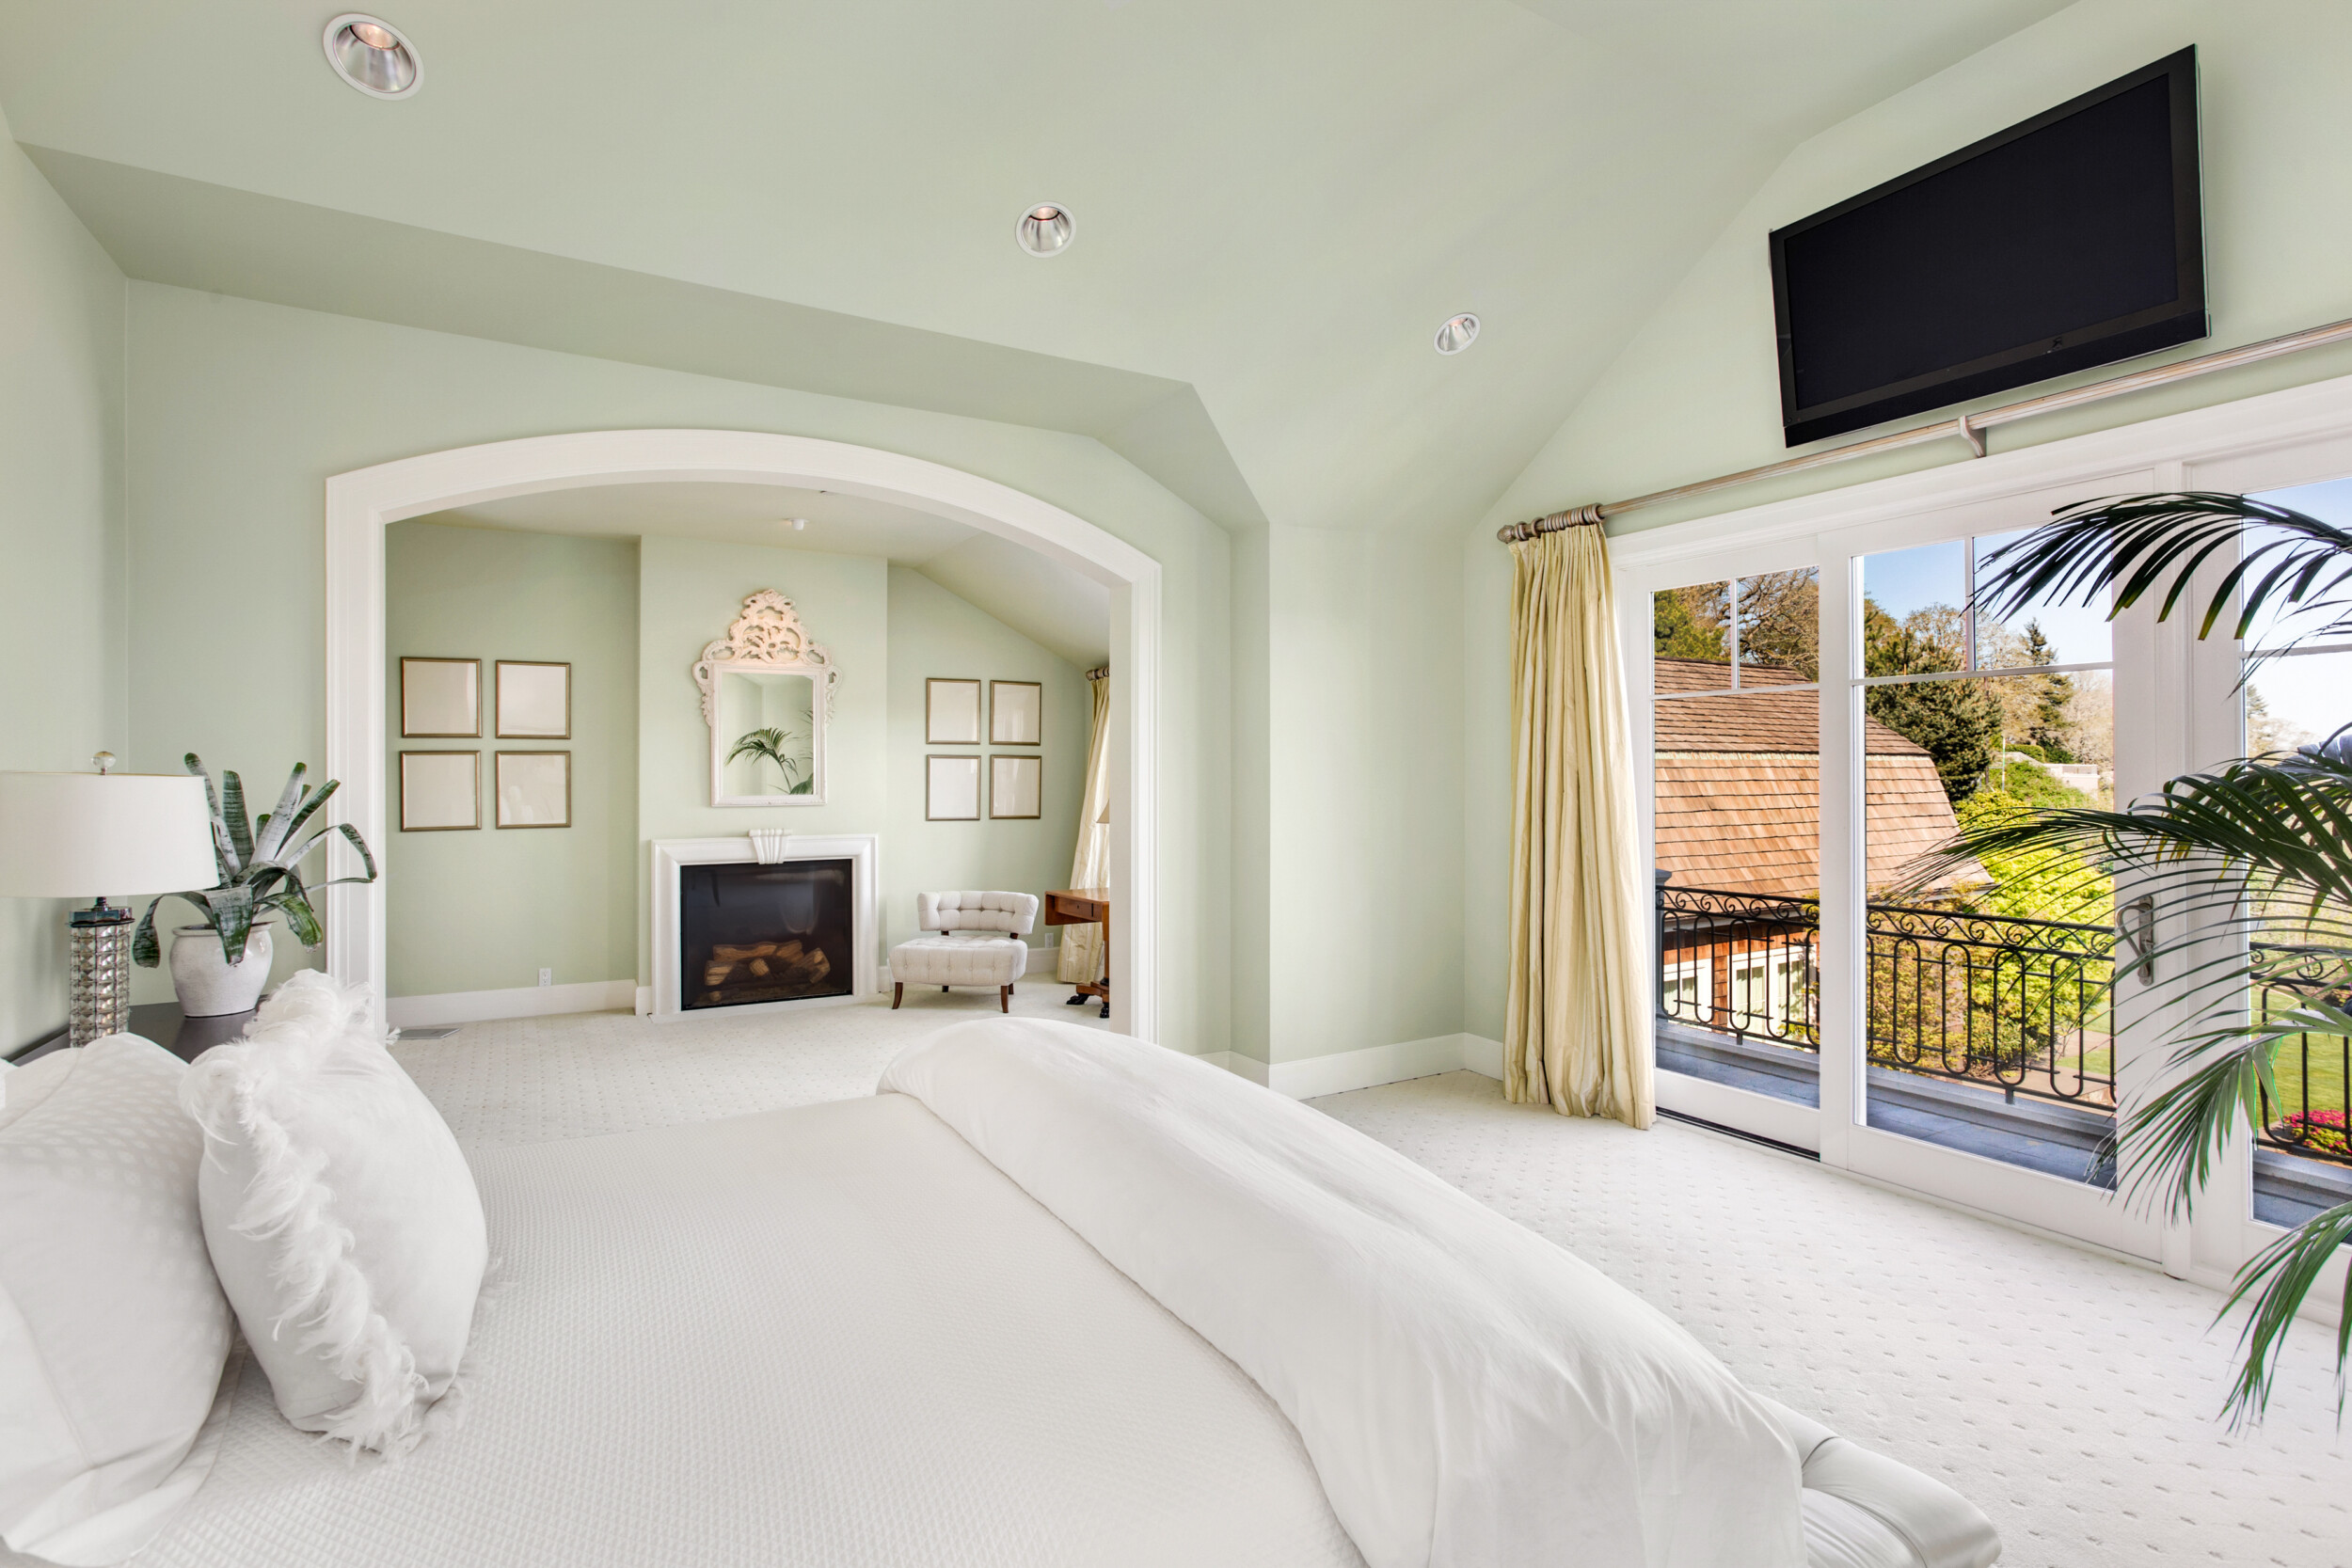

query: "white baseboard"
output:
389 979 638 1029
1199 1050 1270 1085
1460 1034 1504 1081
1214 1033 1504 1100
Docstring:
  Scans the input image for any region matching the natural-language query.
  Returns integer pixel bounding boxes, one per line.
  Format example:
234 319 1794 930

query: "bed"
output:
2 1020 1998 1568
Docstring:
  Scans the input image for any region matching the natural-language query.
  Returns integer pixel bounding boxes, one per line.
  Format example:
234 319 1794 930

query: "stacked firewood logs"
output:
702 940 831 994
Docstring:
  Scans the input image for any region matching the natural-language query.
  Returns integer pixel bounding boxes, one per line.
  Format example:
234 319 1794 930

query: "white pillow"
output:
0 1035 236 1566
181 971 486 1455
0 1048 77 1131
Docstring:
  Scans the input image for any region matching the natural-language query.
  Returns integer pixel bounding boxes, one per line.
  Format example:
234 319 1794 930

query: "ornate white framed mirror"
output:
694 590 838 808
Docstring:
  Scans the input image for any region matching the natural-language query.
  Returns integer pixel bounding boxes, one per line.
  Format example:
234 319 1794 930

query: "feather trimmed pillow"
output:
182 971 486 1455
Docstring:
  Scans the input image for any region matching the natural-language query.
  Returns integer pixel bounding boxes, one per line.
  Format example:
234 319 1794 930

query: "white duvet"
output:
882 1019 1808 1568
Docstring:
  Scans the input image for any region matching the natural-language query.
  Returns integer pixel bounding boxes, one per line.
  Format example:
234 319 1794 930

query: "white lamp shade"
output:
0 771 219 899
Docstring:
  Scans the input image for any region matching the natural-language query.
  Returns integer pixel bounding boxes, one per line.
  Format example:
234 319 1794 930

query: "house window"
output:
1661 957 1713 1023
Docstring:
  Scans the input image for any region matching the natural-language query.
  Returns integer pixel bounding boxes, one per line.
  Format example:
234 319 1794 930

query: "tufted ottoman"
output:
889 892 1039 1013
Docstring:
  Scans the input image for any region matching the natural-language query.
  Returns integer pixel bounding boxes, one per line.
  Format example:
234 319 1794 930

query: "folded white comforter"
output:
879 1020 1805 1568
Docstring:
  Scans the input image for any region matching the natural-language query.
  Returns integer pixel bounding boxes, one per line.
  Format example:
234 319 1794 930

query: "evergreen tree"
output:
1862 599 2003 803
2020 620 2076 760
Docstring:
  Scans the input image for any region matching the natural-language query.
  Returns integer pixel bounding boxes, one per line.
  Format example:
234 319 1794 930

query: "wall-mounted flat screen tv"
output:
1770 47 2205 448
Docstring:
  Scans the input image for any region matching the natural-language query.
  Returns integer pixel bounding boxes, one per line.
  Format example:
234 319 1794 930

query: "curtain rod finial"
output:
1497 503 1607 544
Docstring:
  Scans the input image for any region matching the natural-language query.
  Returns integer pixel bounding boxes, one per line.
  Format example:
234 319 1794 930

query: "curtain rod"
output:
1496 312 2352 544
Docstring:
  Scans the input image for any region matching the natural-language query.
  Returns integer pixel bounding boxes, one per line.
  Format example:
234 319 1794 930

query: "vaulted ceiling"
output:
0 0 2071 538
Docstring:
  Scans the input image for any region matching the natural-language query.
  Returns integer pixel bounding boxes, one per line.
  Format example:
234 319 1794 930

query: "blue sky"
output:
1861 534 2113 667
2244 477 2352 744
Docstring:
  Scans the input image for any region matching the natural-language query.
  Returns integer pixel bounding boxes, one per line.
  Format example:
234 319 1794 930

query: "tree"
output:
2021 621 2078 760
2247 685 2313 759
1653 583 1727 661
1929 490 2352 1426
1863 599 2004 803
1736 569 1820 679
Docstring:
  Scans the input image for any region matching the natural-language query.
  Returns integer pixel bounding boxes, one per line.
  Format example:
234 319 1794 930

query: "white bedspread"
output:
2 1095 1362 1568
882 1018 1808 1568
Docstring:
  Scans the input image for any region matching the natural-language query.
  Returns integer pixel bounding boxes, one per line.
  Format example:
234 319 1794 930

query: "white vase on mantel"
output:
168 921 274 1017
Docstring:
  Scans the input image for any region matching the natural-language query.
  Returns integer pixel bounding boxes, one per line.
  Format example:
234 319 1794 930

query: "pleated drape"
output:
1505 527 1654 1129
1057 668 1112 986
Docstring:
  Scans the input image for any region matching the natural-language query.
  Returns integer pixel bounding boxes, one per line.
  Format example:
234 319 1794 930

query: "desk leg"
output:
1099 905 1111 1019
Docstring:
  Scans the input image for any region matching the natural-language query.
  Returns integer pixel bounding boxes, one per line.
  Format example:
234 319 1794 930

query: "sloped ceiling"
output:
0 0 2069 539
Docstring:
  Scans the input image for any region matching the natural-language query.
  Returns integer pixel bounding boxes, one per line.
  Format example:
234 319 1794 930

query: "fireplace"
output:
679 860 852 1010
649 834 879 1021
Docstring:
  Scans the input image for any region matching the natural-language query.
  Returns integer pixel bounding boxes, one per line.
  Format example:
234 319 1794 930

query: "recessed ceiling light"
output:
1017 202 1075 258
324 13 420 99
1435 313 1481 355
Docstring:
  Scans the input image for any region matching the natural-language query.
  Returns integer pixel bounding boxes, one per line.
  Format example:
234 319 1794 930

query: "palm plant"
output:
1919 492 2352 1426
728 725 813 794
133 755 377 968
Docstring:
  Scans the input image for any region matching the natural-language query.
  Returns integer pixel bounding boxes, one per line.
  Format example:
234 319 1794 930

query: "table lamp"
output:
0 755 217 1045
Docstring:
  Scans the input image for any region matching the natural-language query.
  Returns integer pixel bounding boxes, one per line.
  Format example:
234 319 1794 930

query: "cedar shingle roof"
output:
1650 658 1965 896
1653 658 1927 756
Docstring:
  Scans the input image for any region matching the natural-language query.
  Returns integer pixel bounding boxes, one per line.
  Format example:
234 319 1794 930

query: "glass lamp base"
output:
69 906 135 1046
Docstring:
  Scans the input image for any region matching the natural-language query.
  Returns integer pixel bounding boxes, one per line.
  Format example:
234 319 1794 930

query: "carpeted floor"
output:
392 1015 2348 1568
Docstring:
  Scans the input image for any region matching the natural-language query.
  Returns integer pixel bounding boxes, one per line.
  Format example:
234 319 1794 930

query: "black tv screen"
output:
1770 47 2205 447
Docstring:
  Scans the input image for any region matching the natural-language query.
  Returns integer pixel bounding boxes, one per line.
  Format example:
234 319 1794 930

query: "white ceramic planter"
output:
169 921 275 1017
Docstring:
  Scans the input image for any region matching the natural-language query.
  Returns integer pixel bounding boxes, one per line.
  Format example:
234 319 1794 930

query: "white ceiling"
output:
427 481 1112 668
0 1 2074 540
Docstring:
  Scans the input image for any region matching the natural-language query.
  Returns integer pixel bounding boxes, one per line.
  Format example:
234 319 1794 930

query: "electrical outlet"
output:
537 968 552 988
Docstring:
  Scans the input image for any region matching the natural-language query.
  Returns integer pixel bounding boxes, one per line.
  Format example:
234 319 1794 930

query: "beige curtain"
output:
1057 667 1111 986
1505 525 1654 1129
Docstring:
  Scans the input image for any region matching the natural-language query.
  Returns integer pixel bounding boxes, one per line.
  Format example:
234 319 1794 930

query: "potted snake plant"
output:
132 755 377 1016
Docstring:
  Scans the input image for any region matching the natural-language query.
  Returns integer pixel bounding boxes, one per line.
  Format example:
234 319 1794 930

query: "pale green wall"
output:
1462 0 2352 1038
1260 525 1466 1064
121 282 1232 1052
635 536 890 982
384 522 637 996
0 124 125 1052
886 566 1088 956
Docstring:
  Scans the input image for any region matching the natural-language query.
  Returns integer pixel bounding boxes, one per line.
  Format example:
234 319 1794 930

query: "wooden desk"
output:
1041 887 1111 1018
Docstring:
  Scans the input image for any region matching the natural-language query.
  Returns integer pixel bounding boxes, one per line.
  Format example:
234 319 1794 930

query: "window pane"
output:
1654 578 1820 1105
1654 583 1731 694
1736 569 1819 679
1861 537 2118 1182
2241 641 2352 1214
1972 527 2112 670
2243 477 2352 654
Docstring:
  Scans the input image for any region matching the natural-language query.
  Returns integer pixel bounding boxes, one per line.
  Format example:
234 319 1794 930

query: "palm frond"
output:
1976 490 2352 644
2216 1200 2352 1429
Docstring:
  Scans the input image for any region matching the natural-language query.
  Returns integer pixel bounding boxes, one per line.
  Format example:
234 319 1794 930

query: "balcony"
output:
1656 881 2352 1220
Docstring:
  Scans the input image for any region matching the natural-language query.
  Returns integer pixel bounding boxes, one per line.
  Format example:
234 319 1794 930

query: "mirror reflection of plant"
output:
1918 491 2352 1428
133 754 378 968
729 725 814 795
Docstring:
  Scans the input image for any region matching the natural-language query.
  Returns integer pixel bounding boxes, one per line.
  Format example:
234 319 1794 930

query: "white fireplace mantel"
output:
648 834 879 1022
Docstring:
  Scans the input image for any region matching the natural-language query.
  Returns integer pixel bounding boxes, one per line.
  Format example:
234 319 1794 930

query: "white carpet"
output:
392 1015 2349 1568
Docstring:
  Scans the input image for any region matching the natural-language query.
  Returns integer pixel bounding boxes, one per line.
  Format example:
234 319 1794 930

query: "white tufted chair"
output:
888 892 1040 1012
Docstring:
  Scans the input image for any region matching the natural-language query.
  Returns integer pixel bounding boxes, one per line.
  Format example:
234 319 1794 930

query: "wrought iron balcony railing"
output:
1655 882 2352 1169
1656 882 2113 1107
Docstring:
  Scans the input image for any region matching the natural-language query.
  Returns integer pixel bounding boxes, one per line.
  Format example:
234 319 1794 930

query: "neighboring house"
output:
1653 657 1968 1038
1653 657 1964 897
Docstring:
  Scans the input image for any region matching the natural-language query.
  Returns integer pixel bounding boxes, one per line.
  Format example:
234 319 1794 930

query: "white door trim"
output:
323 429 1162 1041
